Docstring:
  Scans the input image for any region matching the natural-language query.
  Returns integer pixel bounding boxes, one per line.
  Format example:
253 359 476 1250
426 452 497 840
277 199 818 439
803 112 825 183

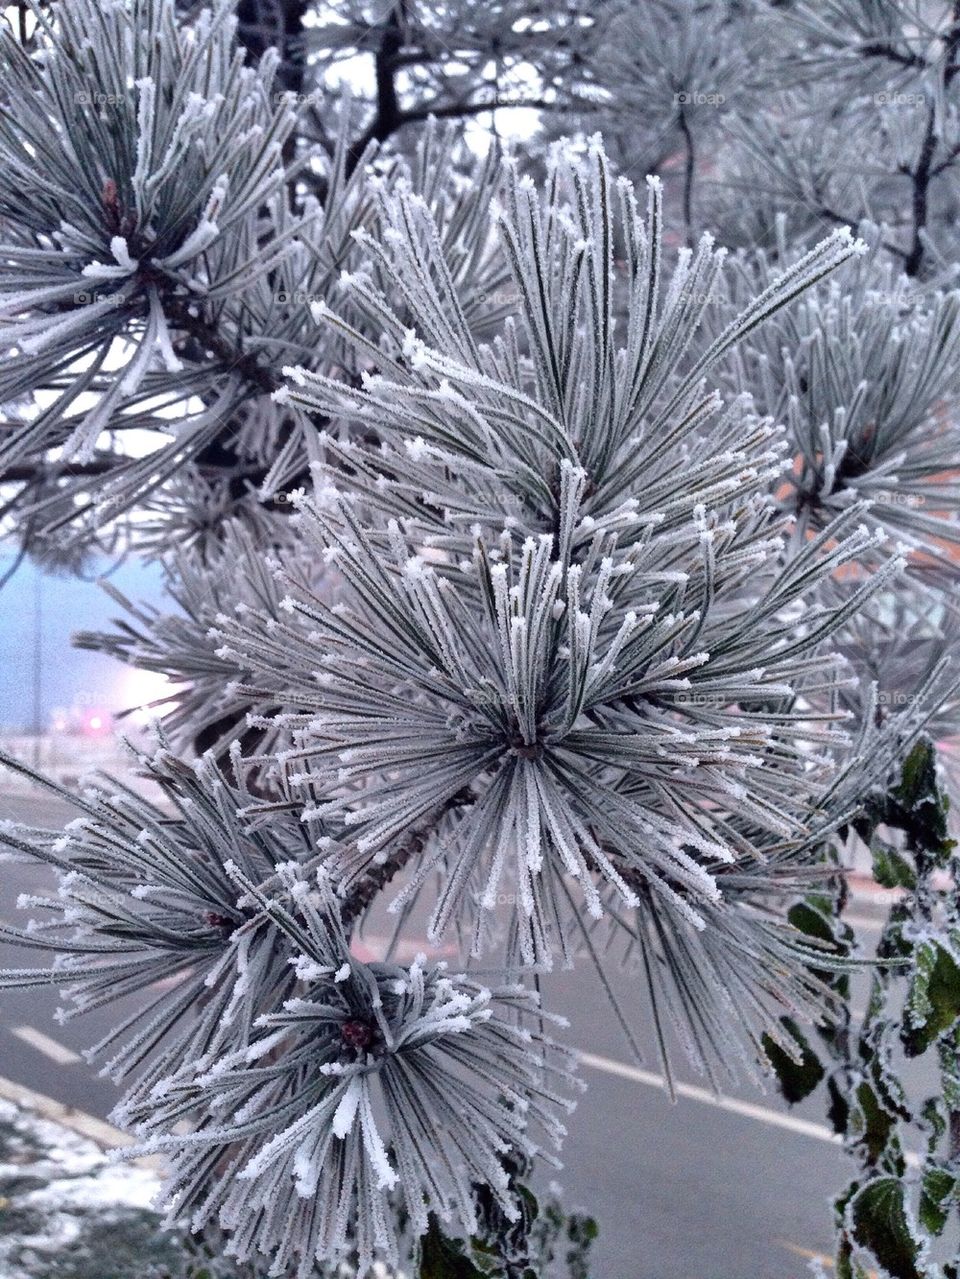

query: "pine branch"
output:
339 790 474 932
904 100 939 277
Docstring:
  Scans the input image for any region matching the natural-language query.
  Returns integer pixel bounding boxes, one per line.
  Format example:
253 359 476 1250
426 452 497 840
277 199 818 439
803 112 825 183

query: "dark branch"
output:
857 41 928 71
904 102 938 277
677 108 696 248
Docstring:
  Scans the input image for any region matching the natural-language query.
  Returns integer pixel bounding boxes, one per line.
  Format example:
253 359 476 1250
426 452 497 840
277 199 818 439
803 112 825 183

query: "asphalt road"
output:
0 789 895 1279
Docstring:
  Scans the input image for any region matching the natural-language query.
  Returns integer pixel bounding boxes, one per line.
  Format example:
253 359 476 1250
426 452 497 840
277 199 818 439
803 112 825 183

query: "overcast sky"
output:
0 554 165 730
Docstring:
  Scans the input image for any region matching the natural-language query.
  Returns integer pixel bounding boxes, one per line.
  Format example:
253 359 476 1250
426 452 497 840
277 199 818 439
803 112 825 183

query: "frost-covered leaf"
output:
902 943 960 1057
827 1075 851 1137
870 844 916 892
884 740 955 863
850 1081 899 1167
847 1178 922 1279
918 1165 957 1238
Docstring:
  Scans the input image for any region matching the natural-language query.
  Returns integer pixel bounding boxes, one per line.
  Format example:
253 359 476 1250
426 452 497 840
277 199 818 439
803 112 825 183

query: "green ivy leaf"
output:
788 901 837 945
871 842 916 891
848 1177 921 1279
467 1239 509 1276
419 1218 489 1279
893 740 938 810
568 1215 598 1244
920 1095 947 1152
866 1043 911 1125
851 1081 896 1164
827 1074 851 1136
833 1185 859 1279
787 898 852 996
906 940 937 1029
902 944 960 1057
762 1017 825 1104
939 1031 960 1110
835 1240 853 1279
919 1165 957 1237
886 740 955 861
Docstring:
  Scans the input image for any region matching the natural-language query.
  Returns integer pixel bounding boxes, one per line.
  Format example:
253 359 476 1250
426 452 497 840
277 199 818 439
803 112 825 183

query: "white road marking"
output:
11 1024 82 1065
578 1050 841 1142
577 1049 921 1165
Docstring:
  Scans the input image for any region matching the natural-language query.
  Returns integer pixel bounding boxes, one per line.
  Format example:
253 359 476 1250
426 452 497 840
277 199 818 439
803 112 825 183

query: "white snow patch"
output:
0 1099 162 1279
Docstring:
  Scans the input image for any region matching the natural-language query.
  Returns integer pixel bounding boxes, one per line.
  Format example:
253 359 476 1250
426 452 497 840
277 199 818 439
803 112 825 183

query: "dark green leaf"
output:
848 1177 921 1279
867 1047 911 1124
885 739 955 861
893 740 937 810
852 1082 896 1164
835 1239 854 1279
920 1096 947 1151
827 1075 851 1136
762 1017 825 1104
420 1218 488 1279
871 843 916 891
788 901 837 945
919 1165 956 1236
568 1215 598 1243
901 944 960 1057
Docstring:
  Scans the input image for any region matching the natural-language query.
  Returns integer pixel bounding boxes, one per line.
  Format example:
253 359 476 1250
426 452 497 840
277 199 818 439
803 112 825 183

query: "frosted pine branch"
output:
125 865 577 1277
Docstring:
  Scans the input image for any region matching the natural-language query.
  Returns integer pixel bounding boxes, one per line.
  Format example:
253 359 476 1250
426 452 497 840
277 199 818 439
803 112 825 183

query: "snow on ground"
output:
0 1099 406 1278
0 1098 181 1279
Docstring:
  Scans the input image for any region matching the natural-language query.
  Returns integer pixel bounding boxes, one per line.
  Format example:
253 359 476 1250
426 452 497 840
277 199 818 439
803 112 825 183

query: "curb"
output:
0 1074 161 1169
